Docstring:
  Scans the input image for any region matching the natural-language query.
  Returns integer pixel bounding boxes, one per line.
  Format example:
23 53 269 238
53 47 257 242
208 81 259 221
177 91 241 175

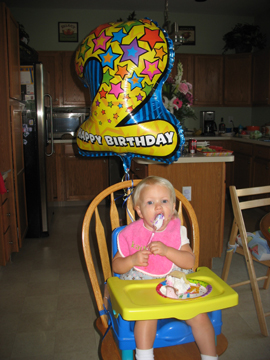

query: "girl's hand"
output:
149 241 168 257
132 249 152 267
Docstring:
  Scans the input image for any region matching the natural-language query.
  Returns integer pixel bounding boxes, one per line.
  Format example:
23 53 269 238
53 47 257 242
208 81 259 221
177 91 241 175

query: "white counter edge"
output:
135 154 234 165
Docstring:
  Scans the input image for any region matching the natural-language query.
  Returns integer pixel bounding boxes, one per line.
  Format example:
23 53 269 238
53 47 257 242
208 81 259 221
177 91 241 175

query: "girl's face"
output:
135 184 175 231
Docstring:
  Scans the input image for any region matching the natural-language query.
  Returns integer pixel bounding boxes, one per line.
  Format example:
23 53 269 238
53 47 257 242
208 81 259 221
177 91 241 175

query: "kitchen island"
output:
130 153 234 268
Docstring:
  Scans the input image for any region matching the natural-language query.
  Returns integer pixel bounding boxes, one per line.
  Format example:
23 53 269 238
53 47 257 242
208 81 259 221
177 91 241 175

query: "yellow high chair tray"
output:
107 267 238 321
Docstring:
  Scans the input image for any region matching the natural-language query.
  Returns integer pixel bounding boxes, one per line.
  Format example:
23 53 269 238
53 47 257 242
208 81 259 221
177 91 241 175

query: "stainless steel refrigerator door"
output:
35 63 49 234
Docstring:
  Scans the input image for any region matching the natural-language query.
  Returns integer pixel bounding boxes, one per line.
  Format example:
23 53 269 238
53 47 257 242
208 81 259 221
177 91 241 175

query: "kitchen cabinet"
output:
232 142 253 189
38 51 91 107
37 51 62 106
10 101 28 244
46 143 108 203
252 49 270 106
253 144 270 187
171 53 194 84
193 55 223 106
223 53 252 106
130 159 227 268
0 173 18 266
208 140 234 188
62 51 91 106
0 3 27 264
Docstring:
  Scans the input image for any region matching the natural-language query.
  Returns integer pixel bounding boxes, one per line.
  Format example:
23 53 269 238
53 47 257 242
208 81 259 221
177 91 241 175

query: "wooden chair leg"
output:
263 267 270 290
242 238 269 336
222 219 238 282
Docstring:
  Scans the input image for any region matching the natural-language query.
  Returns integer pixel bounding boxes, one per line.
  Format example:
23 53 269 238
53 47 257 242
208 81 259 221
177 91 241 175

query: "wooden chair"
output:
82 180 228 359
222 185 270 336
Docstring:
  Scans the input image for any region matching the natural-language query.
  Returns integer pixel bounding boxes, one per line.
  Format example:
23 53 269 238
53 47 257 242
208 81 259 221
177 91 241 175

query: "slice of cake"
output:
165 271 191 298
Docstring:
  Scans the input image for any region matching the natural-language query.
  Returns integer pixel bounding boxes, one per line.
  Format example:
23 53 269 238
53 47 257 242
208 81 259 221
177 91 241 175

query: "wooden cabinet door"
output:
253 157 270 187
224 54 252 106
38 51 62 106
252 49 270 105
171 54 194 84
10 103 28 245
62 51 91 106
64 145 108 200
193 55 223 106
233 153 253 189
6 6 21 100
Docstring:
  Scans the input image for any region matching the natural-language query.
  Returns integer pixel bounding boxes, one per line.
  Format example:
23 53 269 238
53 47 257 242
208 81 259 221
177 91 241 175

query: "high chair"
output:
222 185 270 336
82 180 238 360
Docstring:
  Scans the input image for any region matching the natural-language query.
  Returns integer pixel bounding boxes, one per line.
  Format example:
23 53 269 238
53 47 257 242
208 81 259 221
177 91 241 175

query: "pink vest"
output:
117 218 181 276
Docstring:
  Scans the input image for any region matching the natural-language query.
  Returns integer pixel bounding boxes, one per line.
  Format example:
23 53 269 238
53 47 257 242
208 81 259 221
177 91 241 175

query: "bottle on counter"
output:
219 118 226 134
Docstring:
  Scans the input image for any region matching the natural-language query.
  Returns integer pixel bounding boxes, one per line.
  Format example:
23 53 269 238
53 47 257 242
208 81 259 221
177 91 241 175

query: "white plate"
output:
156 279 212 300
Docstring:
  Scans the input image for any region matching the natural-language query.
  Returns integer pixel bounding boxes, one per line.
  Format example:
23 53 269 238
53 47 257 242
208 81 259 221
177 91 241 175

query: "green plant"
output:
222 23 266 53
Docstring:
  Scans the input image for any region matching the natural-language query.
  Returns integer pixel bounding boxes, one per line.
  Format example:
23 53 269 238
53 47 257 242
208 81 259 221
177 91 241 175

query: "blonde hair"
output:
133 176 176 207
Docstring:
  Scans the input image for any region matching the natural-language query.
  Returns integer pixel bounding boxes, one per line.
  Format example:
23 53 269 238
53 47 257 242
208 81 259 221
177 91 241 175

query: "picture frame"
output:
178 26 196 45
58 22 78 42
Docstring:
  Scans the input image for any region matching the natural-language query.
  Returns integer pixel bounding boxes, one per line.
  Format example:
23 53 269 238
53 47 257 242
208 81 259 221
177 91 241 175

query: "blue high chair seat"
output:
110 226 222 358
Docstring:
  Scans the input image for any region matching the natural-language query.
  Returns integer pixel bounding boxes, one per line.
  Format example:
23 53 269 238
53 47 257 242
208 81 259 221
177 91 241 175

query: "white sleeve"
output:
180 225 190 248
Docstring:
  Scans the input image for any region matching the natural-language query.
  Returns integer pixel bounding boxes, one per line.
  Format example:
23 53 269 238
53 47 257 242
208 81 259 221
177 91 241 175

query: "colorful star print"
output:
99 48 120 70
116 65 129 79
141 60 161 81
120 38 147 66
139 28 164 49
93 32 112 52
109 82 124 99
99 88 107 98
127 72 143 90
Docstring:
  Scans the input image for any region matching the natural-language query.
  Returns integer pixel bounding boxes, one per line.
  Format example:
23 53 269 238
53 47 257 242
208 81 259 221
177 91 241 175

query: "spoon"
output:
146 214 164 247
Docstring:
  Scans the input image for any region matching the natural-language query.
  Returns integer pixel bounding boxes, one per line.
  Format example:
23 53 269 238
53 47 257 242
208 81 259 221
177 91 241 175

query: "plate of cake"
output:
156 271 212 300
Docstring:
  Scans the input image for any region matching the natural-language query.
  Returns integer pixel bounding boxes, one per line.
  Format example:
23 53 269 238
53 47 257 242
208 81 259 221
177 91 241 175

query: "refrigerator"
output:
20 63 53 237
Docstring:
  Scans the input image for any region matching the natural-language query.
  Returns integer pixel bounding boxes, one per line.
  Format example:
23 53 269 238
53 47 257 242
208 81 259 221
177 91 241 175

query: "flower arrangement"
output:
162 61 197 128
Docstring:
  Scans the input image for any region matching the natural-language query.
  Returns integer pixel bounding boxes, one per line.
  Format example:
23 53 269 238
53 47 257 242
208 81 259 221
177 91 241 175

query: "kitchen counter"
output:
136 153 234 164
184 135 270 147
52 135 270 148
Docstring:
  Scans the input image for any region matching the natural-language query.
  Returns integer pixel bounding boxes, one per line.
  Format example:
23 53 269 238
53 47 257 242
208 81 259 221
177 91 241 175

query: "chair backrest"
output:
230 185 270 241
82 180 200 328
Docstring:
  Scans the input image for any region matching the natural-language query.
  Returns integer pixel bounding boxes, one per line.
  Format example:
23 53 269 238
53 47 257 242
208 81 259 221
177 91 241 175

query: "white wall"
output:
10 6 270 128
10 7 253 53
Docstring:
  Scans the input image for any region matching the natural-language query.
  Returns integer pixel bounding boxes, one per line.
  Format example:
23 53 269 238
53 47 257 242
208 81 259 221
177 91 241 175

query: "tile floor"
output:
0 198 270 360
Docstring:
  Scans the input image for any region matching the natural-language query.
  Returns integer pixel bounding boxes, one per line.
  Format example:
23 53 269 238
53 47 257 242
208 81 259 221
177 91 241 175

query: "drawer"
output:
253 144 270 160
233 142 253 156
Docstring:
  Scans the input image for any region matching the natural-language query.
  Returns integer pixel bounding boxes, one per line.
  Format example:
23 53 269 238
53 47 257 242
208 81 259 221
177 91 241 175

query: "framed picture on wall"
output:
178 26 196 45
58 22 78 42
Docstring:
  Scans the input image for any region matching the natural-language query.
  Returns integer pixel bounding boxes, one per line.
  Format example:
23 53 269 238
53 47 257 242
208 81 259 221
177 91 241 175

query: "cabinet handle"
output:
6 213 11 217
4 225 10 235
135 168 141 171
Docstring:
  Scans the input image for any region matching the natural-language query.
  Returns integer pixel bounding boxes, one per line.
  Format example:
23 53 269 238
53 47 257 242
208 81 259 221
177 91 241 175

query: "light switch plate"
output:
182 186 191 201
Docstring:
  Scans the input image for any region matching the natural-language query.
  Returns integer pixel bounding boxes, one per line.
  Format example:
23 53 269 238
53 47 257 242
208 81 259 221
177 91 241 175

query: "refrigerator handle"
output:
45 94 54 157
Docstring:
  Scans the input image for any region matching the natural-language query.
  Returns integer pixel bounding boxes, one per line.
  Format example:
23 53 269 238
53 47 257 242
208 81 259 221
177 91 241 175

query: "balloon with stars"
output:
75 18 185 173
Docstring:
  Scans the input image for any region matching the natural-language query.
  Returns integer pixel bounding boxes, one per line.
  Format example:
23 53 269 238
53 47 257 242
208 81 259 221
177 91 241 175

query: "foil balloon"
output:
75 18 185 172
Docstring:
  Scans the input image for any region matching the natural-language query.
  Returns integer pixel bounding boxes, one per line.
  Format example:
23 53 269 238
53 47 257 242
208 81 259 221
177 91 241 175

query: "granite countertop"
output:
184 135 270 147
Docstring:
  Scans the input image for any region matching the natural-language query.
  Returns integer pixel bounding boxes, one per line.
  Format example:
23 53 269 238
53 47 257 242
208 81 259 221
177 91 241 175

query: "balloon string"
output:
114 178 135 223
